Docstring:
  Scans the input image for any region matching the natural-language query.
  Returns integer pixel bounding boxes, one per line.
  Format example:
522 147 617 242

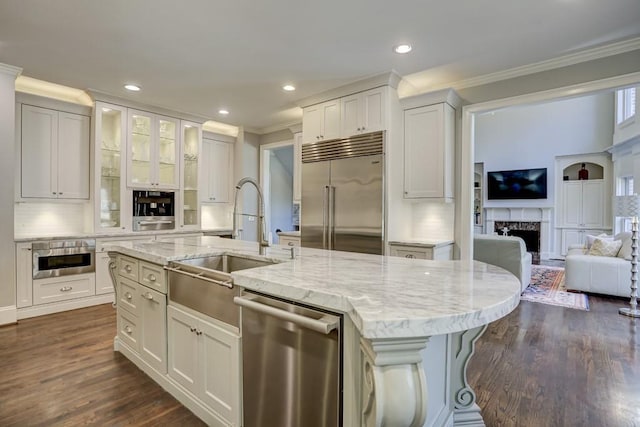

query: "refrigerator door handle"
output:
329 186 336 250
323 185 330 249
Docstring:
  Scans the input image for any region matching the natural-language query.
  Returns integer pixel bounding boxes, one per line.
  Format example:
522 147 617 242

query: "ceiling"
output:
1 0 639 133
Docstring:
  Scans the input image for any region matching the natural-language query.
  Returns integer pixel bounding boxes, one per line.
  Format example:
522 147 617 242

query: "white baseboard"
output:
17 294 114 320
0 305 18 326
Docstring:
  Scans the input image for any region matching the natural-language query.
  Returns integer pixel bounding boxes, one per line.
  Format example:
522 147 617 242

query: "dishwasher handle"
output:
234 294 339 335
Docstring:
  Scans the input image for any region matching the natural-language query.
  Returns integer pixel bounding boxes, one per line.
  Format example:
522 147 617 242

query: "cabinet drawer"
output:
33 274 96 305
139 261 166 294
394 249 430 259
118 277 139 313
117 309 140 353
279 236 300 247
118 256 139 281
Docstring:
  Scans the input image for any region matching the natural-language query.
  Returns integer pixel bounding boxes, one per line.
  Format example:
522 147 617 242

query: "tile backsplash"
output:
201 203 233 229
15 202 90 237
411 202 455 241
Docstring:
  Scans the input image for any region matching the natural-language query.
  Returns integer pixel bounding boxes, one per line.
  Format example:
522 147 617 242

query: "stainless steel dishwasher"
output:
234 291 342 427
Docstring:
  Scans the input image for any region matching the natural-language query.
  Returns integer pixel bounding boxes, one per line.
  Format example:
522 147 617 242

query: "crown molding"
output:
431 37 640 93
0 63 22 77
254 120 303 136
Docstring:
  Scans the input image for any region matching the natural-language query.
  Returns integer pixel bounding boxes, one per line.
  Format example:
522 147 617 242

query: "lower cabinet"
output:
388 242 454 260
168 304 240 426
278 235 300 247
33 274 96 305
560 228 610 256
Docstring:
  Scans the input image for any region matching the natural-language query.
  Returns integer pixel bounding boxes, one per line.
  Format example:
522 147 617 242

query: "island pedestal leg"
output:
451 325 488 427
360 337 429 427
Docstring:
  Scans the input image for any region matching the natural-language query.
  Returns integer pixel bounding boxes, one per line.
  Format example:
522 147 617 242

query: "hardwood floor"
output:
469 294 640 427
0 304 205 427
1 296 638 426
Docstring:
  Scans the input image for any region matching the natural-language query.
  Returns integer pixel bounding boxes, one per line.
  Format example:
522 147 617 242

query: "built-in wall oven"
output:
32 239 96 279
133 190 175 231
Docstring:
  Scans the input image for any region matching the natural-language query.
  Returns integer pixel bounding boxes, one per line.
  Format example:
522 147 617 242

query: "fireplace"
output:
494 221 541 264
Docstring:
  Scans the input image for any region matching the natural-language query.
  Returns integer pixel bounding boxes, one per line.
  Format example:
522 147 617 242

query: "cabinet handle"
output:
59 192 63 195
141 292 154 300
60 286 73 292
405 254 415 259
190 326 197 333
196 330 202 336
125 265 132 273
52 192 57 195
125 292 132 300
288 241 295 246
125 325 132 334
148 274 156 282
362 126 365 130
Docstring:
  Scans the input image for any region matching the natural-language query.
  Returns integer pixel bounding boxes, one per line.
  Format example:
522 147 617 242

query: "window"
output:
618 176 635 232
616 87 636 125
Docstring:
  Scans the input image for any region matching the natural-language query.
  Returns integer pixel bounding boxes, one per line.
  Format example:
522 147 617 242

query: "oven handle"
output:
138 220 174 225
233 294 339 334
164 265 233 289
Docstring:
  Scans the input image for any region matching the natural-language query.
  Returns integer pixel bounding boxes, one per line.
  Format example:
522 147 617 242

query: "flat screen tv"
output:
487 168 547 200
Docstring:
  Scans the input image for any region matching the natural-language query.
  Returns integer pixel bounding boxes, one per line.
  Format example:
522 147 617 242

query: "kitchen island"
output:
104 235 520 427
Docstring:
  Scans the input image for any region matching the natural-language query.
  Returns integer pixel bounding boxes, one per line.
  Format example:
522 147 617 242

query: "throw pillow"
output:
588 237 623 257
585 233 611 249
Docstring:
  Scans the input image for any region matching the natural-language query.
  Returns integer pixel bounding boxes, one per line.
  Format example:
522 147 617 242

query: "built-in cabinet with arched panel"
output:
556 155 612 256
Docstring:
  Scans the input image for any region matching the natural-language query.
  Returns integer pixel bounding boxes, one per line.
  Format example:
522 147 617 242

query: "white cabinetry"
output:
20 104 90 199
116 257 167 374
293 132 302 204
201 138 232 203
168 304 240 426
302 99 340 143
561 228 609 255
403 103 455 200
388 242 454 260
340 87 386 136
562 180 605 228
279 235 300 247
15 243 33 308
127 109 180 190
181 121 202 229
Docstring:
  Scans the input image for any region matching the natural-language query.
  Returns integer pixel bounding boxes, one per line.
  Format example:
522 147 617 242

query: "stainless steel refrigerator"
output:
301 131 384 255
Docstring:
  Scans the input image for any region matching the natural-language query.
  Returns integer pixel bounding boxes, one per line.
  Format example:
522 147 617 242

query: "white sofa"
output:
565 232 632 298
473 234 532 292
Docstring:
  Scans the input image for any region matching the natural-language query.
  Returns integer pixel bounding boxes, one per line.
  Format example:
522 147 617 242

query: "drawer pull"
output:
125 265 132 273
125 292 132 300
60 286 73 292
196 330 202 336
125 325 132 334
190 327 197 333
288 241 295 246
405 254 415 259
142 292 154 300
148 274 156 282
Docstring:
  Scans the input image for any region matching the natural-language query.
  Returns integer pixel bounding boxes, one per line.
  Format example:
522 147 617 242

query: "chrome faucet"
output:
233 177 270 255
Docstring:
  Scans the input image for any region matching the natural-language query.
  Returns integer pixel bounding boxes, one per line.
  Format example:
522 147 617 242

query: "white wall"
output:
241 132 260 242
475 92 614 209
0 64 20 321
269 149 294 239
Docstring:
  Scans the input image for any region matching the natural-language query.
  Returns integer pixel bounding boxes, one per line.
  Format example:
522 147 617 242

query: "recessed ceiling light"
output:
218 109 229 115
283 84 296 92
393 44 412 54
124 84 141 91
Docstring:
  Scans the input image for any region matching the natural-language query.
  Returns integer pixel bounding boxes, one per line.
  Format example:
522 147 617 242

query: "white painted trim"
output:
460 71 640 261
445 37 640 92
17 294 114 320
0 305 18 325
0 62 22 77
255 119 303 136
259 139 295 241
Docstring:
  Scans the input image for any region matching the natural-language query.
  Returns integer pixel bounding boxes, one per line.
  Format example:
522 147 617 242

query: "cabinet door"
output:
156 115 180 189
582 180 604 228
302 104 323 143
181 121 201 228
340 94 361 137
199 317 241 426
562 181 583 227
128 110 154 187
205 139 230 203
361 87 386 133
16 242 33 308
139 286 167 374
95 252 114 295
321 99 341 140
562 229 584 255
168 305 199 394
403 104 445 198
293 132 302 203
57 112 90 199
21 105 56 198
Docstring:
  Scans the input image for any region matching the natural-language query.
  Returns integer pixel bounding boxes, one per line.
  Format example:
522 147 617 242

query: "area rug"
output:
521 265 590 311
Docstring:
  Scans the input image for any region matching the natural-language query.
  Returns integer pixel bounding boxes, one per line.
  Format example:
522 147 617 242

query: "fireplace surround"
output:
484 207 552 261
494 221 541 264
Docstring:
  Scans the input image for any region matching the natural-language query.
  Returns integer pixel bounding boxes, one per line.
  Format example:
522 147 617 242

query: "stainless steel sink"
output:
177 253 275 273
165 254 277 326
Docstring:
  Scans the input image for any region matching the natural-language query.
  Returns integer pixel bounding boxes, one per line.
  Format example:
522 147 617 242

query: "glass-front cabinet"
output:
181 121 201 228
95 102 127 232
127 109 179 190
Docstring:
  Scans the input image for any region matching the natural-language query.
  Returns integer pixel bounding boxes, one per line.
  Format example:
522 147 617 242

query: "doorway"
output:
260 140 295 244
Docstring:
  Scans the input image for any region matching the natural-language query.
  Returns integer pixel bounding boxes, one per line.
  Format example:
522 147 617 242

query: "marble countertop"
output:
276 230 300 238
103 236 520 340
14 228 233 243
388 239 454 248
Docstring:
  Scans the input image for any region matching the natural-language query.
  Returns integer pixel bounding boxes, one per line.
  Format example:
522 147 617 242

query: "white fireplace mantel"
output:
484 207 553 260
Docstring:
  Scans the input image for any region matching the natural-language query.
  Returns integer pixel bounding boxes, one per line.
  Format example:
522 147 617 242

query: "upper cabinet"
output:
20 104 90 200
302 99 340 143
403 103 455 200
292 132 302 204
201 137 232 203
95 102 127 232
340 87 386 137
180 121 202 229
127 109 180 190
